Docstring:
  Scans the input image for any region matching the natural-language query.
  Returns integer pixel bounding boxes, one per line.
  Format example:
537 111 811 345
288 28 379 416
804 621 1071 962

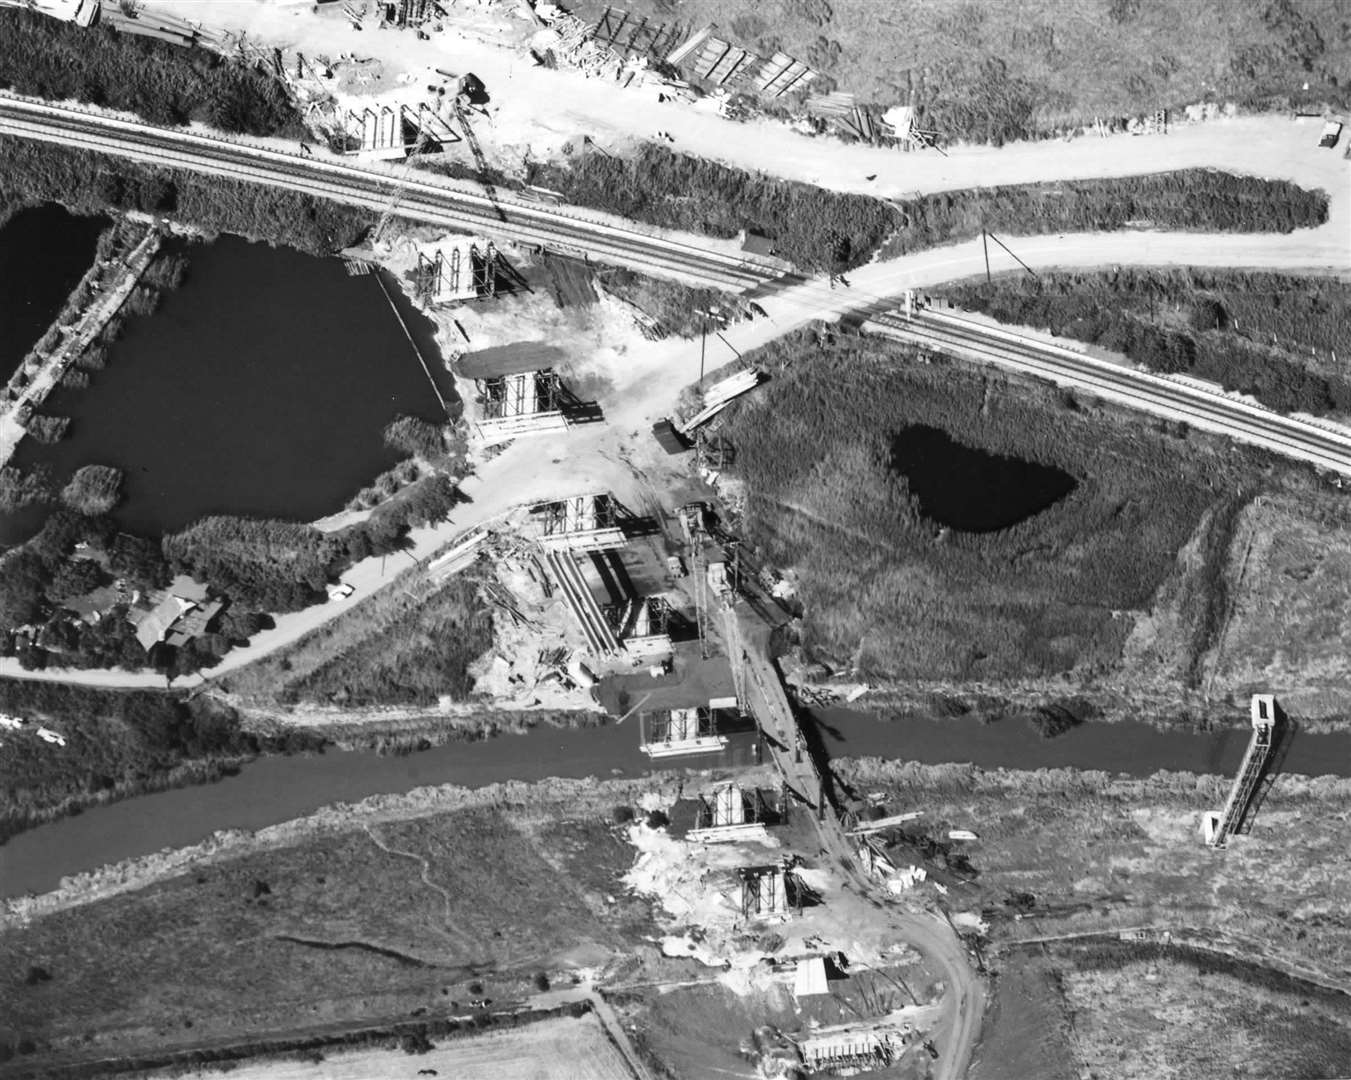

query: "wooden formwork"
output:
591 6 687 59
753 52 817 98
691 36 759 86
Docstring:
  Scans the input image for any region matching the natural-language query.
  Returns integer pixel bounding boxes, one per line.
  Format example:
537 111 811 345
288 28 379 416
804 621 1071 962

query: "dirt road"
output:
149 0 1349 212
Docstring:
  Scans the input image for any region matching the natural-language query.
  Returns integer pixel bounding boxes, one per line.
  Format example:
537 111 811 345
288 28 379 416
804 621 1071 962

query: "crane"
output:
453 100 508 224
370 120 434 247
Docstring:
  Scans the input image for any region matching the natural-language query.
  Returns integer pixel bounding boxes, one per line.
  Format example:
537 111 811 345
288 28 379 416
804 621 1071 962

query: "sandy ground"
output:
147 0 1351 208
179 1012 635 1080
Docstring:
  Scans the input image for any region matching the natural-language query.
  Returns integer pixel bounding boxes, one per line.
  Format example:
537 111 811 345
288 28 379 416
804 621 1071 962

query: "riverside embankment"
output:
4 707 1351 900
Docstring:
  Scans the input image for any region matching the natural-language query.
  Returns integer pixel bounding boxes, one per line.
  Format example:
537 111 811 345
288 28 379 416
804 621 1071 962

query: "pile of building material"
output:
675 368 764 435
533 6 622 79
665 23 816 99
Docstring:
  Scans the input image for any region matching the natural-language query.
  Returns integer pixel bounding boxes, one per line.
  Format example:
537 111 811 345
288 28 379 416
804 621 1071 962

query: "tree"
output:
45 558 108 602
110 533 170 590
0 550 49 628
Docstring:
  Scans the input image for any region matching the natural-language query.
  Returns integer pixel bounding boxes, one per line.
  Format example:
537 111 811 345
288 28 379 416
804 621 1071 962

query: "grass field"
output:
177 1013 635 1080
968 953 1077 1080
839 759 1351 989
715 327 1351 715
0 801 646 1069
716 328 1241 681
1059 953 1351 1080
220 566 493 708
572 0 1348 143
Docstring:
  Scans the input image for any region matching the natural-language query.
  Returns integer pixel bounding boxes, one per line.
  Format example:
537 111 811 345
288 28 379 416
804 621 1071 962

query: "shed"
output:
793 956 829 998
651 419 690 455
739 230 778 257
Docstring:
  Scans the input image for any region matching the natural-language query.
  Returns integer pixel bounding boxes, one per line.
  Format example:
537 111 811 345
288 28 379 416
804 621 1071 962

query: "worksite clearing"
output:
6 2 1351 1080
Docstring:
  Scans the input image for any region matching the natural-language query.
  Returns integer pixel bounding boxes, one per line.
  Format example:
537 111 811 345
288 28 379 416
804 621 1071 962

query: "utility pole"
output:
982 228 991 285
699 313 707 383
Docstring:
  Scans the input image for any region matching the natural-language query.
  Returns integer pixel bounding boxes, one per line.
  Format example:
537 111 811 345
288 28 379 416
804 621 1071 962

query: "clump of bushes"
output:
883 170 1329 258
0 135 374 256
60 465 123 516
24 414 70 444
0 465 54 513
0 9 306 138
163 517 341 613
383 415 449 462
525 142 899 272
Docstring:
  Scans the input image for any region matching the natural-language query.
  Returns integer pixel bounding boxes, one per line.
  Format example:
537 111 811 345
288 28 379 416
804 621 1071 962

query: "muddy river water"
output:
3 709 1349 899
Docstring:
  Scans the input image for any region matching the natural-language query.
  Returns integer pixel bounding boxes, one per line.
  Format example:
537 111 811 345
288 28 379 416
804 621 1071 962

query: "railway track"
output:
0 94 774 290
868 310 1351 476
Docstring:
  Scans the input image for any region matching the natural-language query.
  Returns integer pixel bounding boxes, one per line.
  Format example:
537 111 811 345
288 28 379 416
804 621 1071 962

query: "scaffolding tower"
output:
1202 694 1277 848
475 369 568 443
638 705 730 757
536 493 627 552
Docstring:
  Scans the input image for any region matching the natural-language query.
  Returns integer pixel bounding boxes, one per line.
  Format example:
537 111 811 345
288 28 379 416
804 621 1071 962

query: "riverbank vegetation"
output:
0 680 322 845
0 466 54 513
882 170 1328 257
0 136 374 255
939 269 1351 416
59 465 122 516
0 788 651 1070
220 543 492 707
0 8 306 138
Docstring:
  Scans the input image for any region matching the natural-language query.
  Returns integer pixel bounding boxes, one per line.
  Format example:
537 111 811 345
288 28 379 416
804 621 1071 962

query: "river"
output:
4 709 1350 899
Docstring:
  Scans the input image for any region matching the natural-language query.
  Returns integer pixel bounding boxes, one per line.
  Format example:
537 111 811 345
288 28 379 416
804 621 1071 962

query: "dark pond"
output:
4 707 1351 899
9 235 452 537
890 424 1076 533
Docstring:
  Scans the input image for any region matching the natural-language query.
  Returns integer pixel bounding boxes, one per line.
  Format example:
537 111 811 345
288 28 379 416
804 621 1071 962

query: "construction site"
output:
5 1 1351 1078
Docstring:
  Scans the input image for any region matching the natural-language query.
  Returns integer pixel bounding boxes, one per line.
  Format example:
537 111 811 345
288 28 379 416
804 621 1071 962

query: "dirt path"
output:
148 0 1349 218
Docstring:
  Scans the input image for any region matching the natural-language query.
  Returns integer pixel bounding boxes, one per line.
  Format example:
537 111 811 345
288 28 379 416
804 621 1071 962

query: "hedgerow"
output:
0 9 305 138
883 170 1328 257
942 270 1351 415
